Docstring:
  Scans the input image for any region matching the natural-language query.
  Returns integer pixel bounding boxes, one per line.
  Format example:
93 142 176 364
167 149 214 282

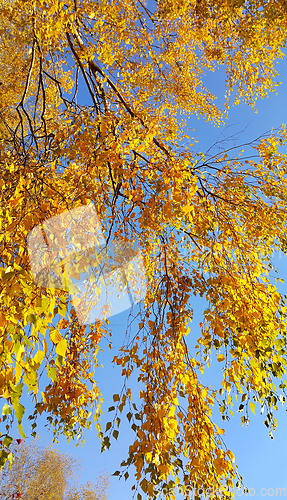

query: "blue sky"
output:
9 31 287 500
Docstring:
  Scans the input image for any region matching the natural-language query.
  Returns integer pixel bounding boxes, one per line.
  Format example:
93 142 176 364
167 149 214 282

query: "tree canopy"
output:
1 0 287 498
0 437 110 499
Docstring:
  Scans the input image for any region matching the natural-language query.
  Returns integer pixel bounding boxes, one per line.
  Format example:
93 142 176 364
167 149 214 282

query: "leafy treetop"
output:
0 0 287 498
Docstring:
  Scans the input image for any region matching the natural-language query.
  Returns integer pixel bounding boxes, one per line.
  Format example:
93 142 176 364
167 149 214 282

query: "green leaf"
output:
55 354 63 369
2 403 11 415
3 436 12 447
0 450 8 469
18 423 25 438
47 365 57 382
27 313 36 325
23 369 37 391
56 339 67 357
112 470 120 476
15 403 25 424
7 452 14 467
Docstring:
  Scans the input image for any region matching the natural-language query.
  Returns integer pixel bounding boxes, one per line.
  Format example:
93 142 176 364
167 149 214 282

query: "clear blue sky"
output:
12 35 287 500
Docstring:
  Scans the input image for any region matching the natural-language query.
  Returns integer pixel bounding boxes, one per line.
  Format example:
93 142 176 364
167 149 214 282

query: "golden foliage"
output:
0 0 287 498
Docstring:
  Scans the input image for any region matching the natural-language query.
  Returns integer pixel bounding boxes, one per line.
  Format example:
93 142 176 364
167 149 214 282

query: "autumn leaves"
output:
0 0 287 498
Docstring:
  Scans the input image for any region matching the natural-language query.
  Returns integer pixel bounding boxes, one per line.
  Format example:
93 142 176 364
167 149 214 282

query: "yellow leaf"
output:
182 205 193 215
216 426 225 435
42 338 47 354
99 275 106 286
58 318 69 330
250 401 256 414
227 450 235 463
16 345 24 362
217 354 225 362
0 368 13 390
89 274 96 284
56 339 67 357
137 428 145 440
49 329 63 344
168 406 176 417
23 213 33 231
15 363 22 384
0 313 7 327
34 350 45 364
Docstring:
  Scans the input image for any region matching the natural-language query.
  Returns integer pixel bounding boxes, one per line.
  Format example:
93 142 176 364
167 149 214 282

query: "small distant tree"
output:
0 438 110 500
